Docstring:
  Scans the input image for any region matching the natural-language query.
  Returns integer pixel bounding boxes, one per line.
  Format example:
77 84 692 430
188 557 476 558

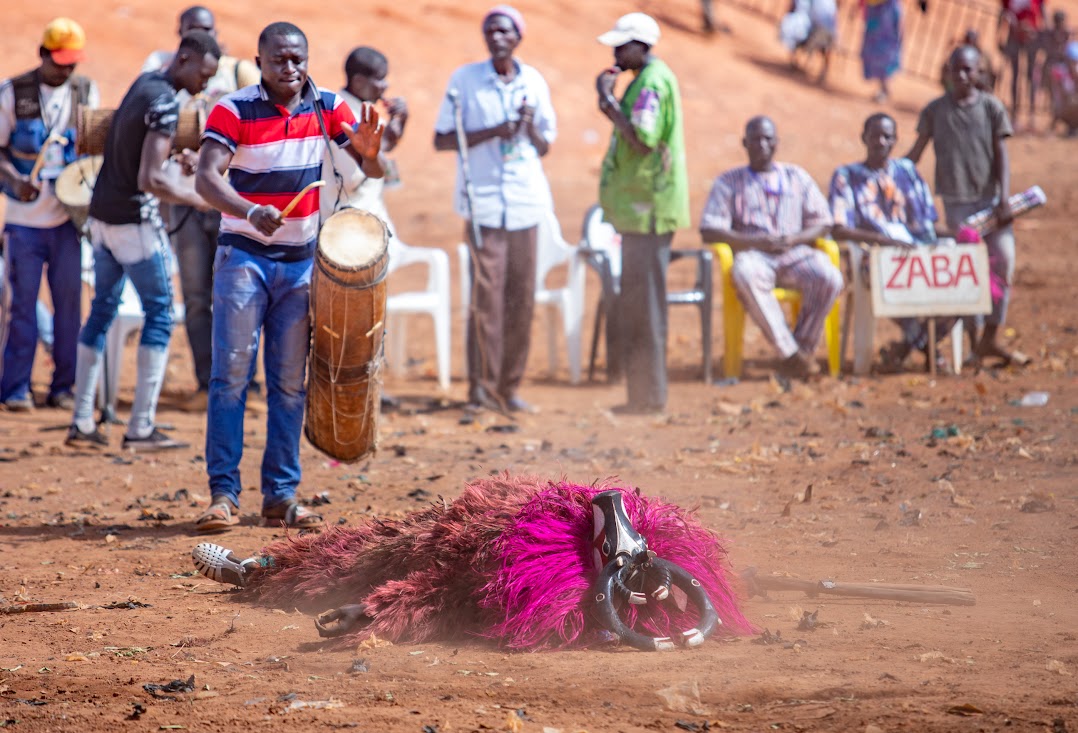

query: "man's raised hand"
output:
342 103 384 160
385 96 408 120
596 68 619 99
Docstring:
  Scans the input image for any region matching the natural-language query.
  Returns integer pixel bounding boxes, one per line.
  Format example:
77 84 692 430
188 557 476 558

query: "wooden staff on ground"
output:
741 567 976 606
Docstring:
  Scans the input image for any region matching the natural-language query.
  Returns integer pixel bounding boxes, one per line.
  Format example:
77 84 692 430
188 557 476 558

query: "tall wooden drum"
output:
305 208 389 462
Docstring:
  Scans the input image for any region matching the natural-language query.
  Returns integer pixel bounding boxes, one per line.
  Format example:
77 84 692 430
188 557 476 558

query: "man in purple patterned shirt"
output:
830 112 953 372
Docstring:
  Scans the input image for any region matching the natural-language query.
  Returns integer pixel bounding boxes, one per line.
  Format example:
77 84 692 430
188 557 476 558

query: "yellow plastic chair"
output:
710 239 842 378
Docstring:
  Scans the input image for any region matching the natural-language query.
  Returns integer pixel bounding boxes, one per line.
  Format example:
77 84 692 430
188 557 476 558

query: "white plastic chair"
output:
845 242 964 375
384 236 452 392
457 209 586 384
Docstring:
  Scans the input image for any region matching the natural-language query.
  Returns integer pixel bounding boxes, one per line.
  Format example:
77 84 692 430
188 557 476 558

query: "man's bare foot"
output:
976 339 1032 366
777 351 821 380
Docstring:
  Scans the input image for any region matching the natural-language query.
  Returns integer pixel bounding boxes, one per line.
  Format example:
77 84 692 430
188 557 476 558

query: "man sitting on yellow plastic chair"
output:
699 116 840 380
829 112 954 373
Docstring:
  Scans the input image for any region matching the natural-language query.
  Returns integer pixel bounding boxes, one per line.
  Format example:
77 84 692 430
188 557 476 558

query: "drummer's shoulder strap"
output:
10 71 90 127
309 80 345 221
10 70 42 121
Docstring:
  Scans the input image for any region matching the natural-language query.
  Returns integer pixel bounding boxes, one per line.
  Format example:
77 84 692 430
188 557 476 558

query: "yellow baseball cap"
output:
42 18 86 66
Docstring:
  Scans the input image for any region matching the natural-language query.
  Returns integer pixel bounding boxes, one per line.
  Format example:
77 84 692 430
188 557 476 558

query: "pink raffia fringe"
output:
245 474 754 649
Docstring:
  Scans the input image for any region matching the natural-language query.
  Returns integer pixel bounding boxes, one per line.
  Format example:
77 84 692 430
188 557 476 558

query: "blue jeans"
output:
1 222 82 402
79 219 174 352
206 246 311 509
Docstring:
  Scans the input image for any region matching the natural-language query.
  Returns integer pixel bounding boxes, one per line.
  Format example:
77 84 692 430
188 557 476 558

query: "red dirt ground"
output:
2 0 1077 731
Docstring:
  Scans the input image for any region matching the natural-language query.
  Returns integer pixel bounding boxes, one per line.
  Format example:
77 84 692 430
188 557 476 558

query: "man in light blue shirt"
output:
434 5 556 414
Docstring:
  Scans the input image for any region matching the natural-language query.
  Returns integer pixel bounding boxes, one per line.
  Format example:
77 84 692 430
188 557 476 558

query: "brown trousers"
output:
464 224 538 402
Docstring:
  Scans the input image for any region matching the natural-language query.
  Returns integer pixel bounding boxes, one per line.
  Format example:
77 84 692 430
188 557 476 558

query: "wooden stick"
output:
29 132 70 182
279 180 326 217
928 318 937 377
0 601 78 615
741 568 975 606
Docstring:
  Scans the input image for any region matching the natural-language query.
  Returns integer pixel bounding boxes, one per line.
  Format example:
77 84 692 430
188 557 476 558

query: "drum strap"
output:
308 78 347 221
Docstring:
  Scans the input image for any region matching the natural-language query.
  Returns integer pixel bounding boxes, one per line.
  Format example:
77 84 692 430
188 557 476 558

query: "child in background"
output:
780 0 838 83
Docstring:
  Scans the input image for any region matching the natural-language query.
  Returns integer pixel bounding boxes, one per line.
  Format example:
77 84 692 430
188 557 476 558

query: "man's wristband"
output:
245 204 260 222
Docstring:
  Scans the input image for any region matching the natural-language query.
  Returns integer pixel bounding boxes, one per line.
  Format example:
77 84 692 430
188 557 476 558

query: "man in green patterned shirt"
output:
596 12 689 415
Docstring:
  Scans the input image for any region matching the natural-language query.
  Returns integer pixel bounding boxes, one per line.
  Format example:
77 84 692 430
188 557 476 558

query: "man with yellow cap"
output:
595 13 689 415
0 18 99 412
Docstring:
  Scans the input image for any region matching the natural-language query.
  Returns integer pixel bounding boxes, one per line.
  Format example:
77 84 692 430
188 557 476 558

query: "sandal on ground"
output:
261 499 324 532
976 342 1033 368
195 497 240 535
192 542 260 587
876 340 912 374
920 346 950 375
1006 350 1033 367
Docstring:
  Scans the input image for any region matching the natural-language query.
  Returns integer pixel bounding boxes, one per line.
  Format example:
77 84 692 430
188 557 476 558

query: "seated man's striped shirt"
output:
203 82 356 261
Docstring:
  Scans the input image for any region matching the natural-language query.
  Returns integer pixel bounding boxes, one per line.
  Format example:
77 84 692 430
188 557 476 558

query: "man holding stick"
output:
433 5 556 414
0 18 99 413
66 30 220 450
194 22 383 534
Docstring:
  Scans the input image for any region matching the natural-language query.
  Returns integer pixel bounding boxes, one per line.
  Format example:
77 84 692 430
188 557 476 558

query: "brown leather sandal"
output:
261 499 324 532
195 496 240 534
876 340 912 374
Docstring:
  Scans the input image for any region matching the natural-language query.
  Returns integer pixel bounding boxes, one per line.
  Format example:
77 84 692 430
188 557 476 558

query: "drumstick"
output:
29 132 70 182
279 180 326 218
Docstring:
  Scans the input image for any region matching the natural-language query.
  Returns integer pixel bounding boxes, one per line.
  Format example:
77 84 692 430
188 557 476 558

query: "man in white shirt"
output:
141 5 260 412
433 5 556 413
0 18 100 412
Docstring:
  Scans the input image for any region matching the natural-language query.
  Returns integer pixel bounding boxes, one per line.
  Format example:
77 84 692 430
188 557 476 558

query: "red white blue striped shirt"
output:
203 82 355 261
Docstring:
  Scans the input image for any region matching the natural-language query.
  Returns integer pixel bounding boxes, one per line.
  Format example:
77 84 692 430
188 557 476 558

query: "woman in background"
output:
861 0 925 102
861 0 902 102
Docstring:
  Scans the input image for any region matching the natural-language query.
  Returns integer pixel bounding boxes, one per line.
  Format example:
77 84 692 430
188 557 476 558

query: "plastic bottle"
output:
1018 391 1050 407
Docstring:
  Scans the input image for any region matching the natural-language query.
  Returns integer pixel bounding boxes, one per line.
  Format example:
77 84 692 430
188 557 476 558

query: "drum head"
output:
319 208 389 270
54 156 103 207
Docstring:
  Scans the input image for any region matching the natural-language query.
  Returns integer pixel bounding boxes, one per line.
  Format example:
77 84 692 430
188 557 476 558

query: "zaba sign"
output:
869 244 992 318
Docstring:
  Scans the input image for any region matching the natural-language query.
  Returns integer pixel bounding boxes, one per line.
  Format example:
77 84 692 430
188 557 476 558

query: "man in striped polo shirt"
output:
193 22 383 534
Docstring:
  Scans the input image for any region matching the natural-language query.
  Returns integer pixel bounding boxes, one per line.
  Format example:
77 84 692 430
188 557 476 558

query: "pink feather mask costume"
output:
192 475 753 651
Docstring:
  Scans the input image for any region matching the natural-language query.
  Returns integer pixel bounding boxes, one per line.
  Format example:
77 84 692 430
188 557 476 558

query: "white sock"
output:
72 343 102 434
126 345 168 440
